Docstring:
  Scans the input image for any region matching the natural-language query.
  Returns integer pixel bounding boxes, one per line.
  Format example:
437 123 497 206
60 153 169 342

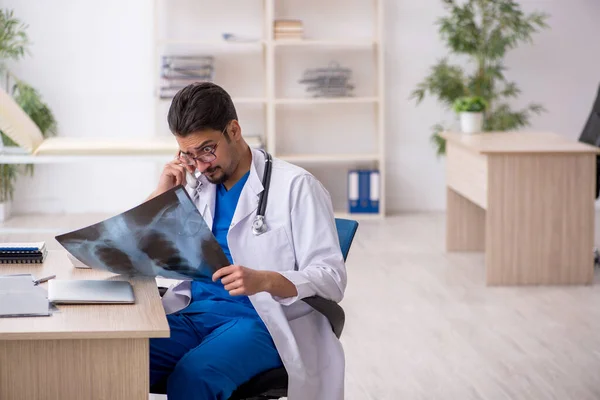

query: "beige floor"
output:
2 213 600 400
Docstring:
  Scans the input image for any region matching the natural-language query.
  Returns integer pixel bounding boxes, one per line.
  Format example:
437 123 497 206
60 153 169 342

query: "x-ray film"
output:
55 186 230 280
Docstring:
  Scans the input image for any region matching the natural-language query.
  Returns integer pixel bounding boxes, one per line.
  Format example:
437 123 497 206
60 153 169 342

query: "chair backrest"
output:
335 218 359 261
579 83 600 198
300 218 358 339
580 83 600 146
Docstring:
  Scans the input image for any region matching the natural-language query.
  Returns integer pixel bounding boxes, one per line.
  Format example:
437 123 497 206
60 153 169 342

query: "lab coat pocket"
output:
250 226 295 272
287 309 331 376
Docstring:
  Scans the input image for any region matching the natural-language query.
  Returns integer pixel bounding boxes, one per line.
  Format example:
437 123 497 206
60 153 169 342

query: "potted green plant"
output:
411 0 549 155
0 9 57 220
453 96 488 134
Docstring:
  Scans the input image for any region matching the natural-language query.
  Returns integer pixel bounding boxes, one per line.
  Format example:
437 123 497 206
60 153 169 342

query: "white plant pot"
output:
459 112 484 134
0 201 11 222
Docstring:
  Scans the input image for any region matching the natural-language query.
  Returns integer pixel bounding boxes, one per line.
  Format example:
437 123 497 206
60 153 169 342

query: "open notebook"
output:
0 274 50 317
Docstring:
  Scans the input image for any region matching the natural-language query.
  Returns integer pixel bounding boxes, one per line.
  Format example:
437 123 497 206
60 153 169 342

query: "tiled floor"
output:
3 213 600 399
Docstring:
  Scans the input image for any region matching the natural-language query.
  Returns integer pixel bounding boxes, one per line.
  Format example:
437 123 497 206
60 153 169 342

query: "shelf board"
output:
158 97 265 105
157 40 265 52
334 212 383 221
273 39 376 49
279 153 381 163
276 97 379 105
232 97 266 104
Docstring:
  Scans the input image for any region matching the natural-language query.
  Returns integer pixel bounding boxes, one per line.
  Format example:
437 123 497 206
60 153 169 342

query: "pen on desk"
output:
34 275 56 285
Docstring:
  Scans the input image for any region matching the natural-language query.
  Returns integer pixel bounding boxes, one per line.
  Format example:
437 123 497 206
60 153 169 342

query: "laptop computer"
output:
48 279 135 304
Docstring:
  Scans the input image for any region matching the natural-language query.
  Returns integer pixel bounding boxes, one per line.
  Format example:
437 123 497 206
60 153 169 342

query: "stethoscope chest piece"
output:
252 215 267 236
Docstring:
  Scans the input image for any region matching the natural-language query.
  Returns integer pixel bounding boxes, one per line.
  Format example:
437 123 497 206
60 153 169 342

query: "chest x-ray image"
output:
55 186 230 280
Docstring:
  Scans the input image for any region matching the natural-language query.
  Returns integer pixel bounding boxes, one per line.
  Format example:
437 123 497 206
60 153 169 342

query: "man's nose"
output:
195 159 213 173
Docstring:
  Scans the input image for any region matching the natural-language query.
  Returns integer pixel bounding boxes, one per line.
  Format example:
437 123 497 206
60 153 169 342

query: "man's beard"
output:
204 166 229 185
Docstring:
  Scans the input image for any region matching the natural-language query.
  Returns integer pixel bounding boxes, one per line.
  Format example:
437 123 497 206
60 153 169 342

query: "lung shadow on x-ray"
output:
94 240 137 276
137 230 205 279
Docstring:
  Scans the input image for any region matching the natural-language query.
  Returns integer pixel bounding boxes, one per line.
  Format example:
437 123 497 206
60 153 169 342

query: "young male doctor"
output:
148 82 347 400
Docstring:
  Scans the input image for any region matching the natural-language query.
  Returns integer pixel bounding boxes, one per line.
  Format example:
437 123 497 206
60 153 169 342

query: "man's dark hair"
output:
167 82 238 138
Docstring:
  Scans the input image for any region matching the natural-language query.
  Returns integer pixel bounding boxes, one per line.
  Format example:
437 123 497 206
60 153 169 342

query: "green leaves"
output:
11 80 57 138
411 0 550 155
438 0 479 56
0 163 17 203
437 0 549 61
410 58 468 107
453 96 488 113
0 9 29 63
430 124 447 157
484 102 545 131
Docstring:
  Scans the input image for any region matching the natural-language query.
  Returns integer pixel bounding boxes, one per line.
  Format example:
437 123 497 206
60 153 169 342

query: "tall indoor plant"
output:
411 0 549 155
0 9 57 219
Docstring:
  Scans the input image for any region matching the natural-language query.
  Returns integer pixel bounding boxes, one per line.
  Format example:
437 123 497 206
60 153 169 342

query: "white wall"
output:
1 0 600 214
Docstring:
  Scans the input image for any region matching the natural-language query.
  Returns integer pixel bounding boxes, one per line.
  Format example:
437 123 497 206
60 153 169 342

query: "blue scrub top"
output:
187 171 258 317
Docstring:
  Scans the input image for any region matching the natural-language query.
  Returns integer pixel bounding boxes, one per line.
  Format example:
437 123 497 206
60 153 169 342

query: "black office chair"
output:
153 218 359 399
578 82 600 265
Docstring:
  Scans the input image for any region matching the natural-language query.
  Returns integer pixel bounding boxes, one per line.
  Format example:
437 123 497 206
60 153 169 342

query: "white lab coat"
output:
161 147 347 400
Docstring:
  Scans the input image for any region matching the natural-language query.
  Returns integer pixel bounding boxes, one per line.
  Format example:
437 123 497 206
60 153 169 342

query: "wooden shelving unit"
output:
273 40 376 48
278 153 380 164
275 97 379 105
153 0 386 219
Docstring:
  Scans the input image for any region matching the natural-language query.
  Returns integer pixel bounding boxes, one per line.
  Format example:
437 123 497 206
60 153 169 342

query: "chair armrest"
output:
157 287 346 338
301 296 345 339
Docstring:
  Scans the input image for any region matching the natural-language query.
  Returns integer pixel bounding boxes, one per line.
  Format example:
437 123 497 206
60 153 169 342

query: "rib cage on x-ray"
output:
55 186 230 280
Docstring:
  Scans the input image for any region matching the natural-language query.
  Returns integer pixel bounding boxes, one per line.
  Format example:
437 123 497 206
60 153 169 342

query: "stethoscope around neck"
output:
251 150 272 235
188 150 273 236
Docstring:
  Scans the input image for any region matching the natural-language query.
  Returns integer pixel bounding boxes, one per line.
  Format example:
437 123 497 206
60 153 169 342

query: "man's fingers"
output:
224 280 243 291
173 164 187 185
164 164 186 186
229 288 245 296
170 155 196 174
212 265 235 282
220 271 242 285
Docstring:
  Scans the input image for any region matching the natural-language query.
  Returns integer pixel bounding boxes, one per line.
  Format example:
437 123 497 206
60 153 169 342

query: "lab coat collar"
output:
194 175 216 229
230 147 265 229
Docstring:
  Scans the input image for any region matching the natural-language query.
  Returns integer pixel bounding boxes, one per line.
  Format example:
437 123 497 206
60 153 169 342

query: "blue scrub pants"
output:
149 310 283 400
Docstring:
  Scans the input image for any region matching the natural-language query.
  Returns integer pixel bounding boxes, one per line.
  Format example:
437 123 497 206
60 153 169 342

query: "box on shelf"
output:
274 19 304 40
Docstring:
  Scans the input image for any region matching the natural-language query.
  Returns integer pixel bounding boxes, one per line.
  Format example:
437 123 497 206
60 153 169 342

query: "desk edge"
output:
440 131 600 154
0 328 170 341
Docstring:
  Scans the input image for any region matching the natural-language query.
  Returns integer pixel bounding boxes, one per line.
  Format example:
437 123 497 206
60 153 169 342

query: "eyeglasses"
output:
178 125 227 165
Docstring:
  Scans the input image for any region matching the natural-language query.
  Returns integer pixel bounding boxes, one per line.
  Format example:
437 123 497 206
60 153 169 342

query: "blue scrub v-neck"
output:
188 170 256 314
212 170 250 264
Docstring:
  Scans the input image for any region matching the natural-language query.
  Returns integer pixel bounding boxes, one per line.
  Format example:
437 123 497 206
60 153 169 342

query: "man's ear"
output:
230 120 242 142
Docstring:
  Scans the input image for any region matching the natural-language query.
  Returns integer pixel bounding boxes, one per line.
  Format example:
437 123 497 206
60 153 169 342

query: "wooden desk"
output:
0 251 170 400
440 131 599 285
